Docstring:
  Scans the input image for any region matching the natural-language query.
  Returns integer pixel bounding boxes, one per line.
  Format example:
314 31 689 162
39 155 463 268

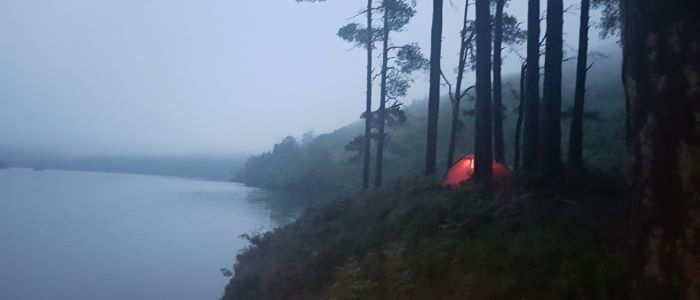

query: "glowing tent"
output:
442 154 510 188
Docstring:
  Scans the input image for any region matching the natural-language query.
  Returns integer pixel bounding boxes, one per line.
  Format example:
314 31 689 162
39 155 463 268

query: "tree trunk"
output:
493 0 506 163
473 0 493 182
623 0 700 298
425 0 443 176
522 0 540 170
446 0 470 170
362 0 373 190
375 6 390 188
567 0 589 168
540 0 563 178
513 63 526 171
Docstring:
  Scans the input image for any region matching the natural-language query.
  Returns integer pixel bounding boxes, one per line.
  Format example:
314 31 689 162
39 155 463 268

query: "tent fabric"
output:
442 154 510 188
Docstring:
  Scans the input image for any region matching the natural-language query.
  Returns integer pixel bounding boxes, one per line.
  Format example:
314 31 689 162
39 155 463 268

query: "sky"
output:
0 0 617 157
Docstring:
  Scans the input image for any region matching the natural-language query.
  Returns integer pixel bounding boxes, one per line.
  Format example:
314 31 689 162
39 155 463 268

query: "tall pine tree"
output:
473 0 493 182
540 0 563 178
492 0 506 163
522 0 541 170
424 0 443 176
567 0 590 167
445 0 474 170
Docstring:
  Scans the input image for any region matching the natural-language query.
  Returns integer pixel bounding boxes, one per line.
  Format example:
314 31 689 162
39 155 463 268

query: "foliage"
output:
222 177 631 299
591 0 621 39
456 1 526 72
383 0 416 32
338 23 379 48
236 135 346 195
395 44 428 73
490 1 527 46
385 44 428 118
378 1 425 132
345 135 366 161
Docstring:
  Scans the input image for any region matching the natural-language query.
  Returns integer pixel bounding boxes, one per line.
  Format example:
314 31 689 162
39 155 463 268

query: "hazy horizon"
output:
0 0 618 158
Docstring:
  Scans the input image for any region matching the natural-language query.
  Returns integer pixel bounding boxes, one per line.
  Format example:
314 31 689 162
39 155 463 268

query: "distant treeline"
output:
235 131 360 196
0 149 244 181
70 155 245 181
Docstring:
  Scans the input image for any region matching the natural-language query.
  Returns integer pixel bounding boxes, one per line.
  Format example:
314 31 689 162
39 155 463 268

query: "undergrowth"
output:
222 171 631 300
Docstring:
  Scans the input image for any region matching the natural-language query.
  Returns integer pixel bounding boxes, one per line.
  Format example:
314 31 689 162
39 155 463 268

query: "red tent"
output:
442 154 510 189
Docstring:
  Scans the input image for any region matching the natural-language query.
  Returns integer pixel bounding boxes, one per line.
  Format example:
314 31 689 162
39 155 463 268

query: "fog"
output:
0 0 617 157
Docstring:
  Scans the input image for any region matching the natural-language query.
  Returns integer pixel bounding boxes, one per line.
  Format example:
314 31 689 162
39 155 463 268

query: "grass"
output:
222 171 631 300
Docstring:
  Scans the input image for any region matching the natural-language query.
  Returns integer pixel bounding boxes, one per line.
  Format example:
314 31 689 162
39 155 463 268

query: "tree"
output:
303 0 377 191
337 19 378 190
540 0 563 179
443 0 523 170
567 0 590 167
623 0 700 297
491 0 526 165
362 0 374 190
513 62 526 170
522 0 540 170
492 0 506 164
375 0 425 187
338 1 422 188
472 0 492 182
376 3 394 188
424 0 443 176
444 0 474 170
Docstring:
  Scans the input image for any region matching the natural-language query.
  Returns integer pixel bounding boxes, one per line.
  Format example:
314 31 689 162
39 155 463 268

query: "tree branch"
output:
562 56 577 63
440 70 456 103
586 62 595 71
459 85 475 100
386 102 404 110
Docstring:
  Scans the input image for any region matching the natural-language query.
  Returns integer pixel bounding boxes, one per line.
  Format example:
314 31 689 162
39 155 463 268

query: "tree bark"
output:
493 0 506 163
567 0 589 168
522 0 540 170
362 0 374 190
446 0 470 170
375 6 390 188
473 0 493 182
623 0 700 298
425 0 443 176
514 63 526 171
540 0 563 178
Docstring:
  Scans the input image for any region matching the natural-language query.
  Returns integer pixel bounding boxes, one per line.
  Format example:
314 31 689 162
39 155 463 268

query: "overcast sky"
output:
0 0 617 157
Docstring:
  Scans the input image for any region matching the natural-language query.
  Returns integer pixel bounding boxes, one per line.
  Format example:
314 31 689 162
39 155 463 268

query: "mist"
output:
0 0 617 158
4 1 698 299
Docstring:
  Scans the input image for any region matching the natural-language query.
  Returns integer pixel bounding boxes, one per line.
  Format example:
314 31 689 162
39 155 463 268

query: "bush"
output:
222 178 631 300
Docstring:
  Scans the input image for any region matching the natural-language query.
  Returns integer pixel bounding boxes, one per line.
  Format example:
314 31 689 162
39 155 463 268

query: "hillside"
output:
222 49 634 299
222 175 630 299
236 50 626 197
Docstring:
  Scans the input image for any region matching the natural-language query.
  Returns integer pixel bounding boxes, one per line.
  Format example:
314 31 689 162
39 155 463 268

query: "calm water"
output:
0 168 302 300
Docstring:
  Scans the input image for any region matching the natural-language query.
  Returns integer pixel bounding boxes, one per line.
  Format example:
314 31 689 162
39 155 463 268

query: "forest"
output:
224 0 700 299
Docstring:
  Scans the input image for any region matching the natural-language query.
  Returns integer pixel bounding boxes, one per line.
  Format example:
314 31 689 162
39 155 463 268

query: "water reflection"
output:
0 168 307 300
243 188 313 227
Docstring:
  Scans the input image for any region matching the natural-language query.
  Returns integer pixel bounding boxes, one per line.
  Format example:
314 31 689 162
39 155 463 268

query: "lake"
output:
0 168 302 300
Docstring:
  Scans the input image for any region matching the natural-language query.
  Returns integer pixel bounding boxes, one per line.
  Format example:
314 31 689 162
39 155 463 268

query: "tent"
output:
442 154 510 189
